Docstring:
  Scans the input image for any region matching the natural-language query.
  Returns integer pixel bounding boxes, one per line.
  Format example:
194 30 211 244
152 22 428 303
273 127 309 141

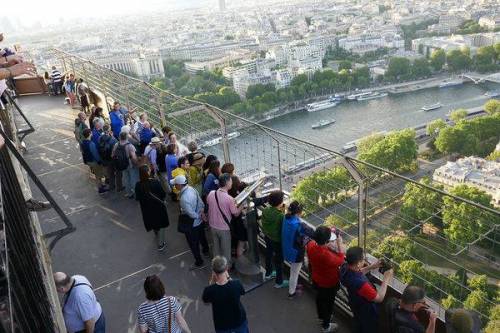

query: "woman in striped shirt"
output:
137 275 191 333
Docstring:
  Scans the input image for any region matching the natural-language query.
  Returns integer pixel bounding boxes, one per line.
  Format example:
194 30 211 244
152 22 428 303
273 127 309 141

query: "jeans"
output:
122 165 138 196
215 320 249 333
211 228 232 266
185 224 209 265
316 284 339 329
289 262 303 295
264 236 283 285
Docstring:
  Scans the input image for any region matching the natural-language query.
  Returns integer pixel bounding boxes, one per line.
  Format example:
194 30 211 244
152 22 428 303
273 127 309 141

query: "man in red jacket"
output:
306 226 345 332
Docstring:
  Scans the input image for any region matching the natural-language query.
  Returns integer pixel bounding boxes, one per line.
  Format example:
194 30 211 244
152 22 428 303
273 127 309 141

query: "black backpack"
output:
98 135 115 163
113 143 131 171
156 144 167 173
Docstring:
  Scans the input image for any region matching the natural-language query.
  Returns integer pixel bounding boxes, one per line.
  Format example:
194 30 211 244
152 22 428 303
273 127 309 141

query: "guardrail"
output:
47 49 500 327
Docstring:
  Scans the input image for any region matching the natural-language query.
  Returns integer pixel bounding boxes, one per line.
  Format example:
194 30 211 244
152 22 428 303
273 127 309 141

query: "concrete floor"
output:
17 95 351 333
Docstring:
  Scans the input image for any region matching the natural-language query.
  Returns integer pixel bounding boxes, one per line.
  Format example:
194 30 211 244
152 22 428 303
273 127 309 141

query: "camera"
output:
378 259 392 274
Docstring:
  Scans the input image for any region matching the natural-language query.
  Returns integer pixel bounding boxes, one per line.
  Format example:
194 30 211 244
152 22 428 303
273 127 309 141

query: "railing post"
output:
157 92 166 127
339 157 367 252
204 105 231 163
276 141 283 191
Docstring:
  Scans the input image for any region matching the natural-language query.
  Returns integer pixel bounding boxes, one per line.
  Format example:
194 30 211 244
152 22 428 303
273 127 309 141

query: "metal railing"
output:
47 49 500 326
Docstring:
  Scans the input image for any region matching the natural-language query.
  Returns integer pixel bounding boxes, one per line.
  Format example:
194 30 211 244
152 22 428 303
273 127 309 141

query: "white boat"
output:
306 100 338 112
312 119 335 129
347 91 373 100
439 79 463 88
484 90 500 98
421 103 442 112
200 131 240 148
356 92 388 101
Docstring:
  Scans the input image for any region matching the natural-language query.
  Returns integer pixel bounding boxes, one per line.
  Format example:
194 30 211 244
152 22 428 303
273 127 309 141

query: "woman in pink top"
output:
206 173 243 268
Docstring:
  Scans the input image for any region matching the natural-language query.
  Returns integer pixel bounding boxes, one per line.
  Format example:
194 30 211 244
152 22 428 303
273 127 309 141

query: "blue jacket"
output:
80 139 101 164
140 128 154 145
91 128 102 147
202 172 219 198
109 111 124 138
165 154 178 182
281 215 313 263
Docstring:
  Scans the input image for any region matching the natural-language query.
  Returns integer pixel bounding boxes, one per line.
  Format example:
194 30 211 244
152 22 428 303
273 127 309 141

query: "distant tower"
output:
219 0 226 11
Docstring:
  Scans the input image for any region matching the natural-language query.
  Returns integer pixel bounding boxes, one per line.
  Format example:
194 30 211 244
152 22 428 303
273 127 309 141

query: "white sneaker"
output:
321 323 338 332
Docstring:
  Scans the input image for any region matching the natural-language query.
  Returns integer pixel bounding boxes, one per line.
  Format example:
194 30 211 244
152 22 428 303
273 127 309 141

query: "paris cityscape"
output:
0 0 499 332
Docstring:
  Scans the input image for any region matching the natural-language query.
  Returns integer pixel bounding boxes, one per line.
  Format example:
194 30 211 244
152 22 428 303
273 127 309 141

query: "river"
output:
201 81 500 179
260 81 500 150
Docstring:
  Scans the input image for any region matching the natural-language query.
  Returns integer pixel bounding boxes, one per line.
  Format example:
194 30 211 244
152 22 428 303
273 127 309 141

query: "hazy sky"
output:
6 0 211 26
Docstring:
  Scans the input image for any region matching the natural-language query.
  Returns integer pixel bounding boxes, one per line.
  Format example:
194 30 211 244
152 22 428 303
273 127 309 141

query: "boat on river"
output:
347 91 373 100
421 102 442 111
312 119 335 129
200 131 240 148
306 100 338 112
484 90 500 98
439 79 463 88
357 92 388 101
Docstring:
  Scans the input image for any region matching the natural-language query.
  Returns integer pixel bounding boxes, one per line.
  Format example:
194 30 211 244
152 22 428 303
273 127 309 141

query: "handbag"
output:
177 188 199 234
167 297 172 333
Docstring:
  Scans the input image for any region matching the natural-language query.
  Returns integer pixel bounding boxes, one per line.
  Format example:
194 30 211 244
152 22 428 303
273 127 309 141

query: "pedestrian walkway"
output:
17 95 350 332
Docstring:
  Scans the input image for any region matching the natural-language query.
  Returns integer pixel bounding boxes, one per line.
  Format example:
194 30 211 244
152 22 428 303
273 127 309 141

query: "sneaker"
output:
288 292 296 299
264 271 276 281
274 280 289 289
321 323 338 332
157 243 167 252
25 199 52 211
202 251 210 258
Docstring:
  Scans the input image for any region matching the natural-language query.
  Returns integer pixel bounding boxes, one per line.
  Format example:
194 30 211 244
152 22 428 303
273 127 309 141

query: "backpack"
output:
113 143 131 171
156 144 167 173
98 135 115 163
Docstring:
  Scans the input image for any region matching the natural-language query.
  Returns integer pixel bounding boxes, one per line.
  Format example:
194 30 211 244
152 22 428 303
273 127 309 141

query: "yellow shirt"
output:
171 168 187 195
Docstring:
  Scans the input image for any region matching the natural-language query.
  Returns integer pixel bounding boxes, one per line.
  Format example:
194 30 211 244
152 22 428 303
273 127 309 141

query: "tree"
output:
374 235 417 263
426 119 447 136
400 177 444 229
411 58 431 78
468 275 488 292
430 49 446 71
446 49 472 72
357 129 418 173
441 294 461 309
485 305 500 333
442 185 498 246
463 290 491 316
385 57 411 81
449 109 468 122
484 99 500 115
486 150 500 162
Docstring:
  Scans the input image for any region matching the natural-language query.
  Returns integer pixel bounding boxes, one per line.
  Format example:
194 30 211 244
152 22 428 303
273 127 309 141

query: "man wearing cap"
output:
306 226 346 332
392 285 437 333
144 136 162 174
172 175 209 269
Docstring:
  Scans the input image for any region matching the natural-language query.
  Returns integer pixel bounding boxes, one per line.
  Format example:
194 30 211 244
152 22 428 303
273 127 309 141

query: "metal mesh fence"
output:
46 49 500 324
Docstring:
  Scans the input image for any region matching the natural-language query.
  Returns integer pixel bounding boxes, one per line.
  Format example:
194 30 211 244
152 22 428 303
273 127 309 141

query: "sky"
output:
4 0 211 26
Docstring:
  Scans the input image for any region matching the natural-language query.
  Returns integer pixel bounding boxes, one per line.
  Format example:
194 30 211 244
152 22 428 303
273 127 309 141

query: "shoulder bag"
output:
214 190 233 229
